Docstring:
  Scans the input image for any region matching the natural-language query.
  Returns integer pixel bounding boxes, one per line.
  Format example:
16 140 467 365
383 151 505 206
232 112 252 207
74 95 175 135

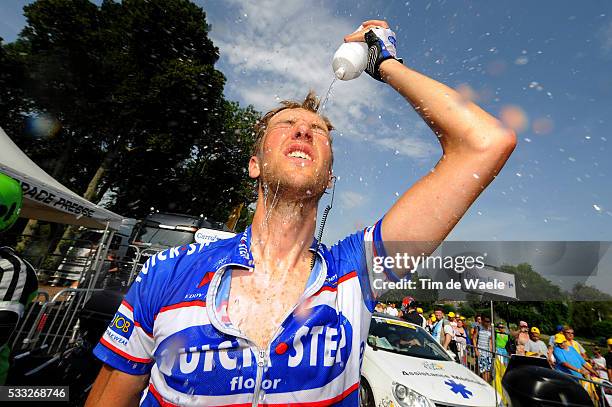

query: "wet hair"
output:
251 91 334 167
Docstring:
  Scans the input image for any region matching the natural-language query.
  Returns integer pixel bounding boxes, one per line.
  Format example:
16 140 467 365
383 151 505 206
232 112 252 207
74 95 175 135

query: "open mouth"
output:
285 144 314 162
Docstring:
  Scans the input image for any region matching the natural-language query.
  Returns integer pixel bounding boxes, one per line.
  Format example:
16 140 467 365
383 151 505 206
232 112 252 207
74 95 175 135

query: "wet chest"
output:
227 272 310 350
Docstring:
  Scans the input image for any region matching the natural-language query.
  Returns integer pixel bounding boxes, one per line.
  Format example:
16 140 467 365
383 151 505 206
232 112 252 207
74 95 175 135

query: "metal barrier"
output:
10 288 104 355
11 234 98 286
9 291 49 352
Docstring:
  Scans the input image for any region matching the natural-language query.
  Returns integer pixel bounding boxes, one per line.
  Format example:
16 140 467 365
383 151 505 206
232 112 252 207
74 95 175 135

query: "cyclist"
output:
87 19 516 406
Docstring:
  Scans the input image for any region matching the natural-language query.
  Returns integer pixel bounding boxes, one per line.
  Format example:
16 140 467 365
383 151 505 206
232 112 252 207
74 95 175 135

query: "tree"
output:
500 263 566 301
3 0 258 223
0 38 32 138
569 284 612 336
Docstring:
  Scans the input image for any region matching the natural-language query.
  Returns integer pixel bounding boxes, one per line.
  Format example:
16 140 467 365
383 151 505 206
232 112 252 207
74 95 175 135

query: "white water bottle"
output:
332 36 368 80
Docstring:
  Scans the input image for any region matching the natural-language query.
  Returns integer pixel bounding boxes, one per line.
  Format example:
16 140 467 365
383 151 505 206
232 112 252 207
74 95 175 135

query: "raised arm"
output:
345 21 516 265
379 59 516 245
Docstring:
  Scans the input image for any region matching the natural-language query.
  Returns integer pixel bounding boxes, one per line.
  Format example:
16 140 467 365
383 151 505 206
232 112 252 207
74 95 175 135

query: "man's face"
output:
249 108 332 199
482 318 491 328
530 332 539 340
434 310 443 320
564 329 574 340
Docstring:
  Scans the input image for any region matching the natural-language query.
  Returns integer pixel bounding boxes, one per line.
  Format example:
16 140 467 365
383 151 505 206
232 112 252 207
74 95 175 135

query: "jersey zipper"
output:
251 348 268 407
206 251 328 406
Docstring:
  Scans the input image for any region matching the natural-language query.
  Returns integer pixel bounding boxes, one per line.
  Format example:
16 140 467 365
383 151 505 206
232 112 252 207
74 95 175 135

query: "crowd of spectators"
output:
374 300 612 386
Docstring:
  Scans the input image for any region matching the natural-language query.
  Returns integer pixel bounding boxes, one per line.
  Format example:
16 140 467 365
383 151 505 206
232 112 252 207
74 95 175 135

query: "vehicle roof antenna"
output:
311 176 337 270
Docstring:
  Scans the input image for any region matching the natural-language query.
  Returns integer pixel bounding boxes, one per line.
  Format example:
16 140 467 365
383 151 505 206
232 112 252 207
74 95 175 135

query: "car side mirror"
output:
367 336 378 351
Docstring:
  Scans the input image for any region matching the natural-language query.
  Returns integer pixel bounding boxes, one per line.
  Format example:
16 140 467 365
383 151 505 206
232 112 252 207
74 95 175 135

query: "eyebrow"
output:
272 114 328 131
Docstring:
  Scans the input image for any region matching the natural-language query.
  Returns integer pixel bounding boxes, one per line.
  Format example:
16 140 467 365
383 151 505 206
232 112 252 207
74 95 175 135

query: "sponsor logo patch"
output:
109 312 134 340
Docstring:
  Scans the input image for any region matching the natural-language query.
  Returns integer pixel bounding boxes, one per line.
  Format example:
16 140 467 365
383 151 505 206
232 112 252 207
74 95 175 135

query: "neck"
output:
250 182 320 276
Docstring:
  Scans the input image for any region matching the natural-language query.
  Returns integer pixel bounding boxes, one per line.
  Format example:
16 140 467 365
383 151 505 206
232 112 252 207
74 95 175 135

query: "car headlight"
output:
392 382 435 407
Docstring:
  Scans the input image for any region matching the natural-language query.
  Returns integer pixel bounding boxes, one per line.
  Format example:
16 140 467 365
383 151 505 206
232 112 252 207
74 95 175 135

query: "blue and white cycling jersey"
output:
93 221 391 406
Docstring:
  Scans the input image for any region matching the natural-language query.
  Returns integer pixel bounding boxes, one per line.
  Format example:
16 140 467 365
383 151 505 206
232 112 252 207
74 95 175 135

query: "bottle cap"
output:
334 66 346 80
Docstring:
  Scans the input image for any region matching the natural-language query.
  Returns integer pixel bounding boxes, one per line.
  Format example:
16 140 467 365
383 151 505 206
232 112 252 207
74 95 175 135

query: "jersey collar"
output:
225 225 325 269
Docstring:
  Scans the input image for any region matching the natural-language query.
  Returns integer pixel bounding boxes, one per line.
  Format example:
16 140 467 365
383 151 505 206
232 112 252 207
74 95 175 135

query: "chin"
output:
263 171 327 200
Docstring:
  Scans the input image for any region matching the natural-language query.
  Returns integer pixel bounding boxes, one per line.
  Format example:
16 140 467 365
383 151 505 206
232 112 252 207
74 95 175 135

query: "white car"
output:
360 314 498 407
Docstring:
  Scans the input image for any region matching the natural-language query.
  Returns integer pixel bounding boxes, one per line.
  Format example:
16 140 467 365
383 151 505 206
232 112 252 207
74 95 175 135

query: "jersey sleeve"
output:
330 218 407 312
92 253 169 375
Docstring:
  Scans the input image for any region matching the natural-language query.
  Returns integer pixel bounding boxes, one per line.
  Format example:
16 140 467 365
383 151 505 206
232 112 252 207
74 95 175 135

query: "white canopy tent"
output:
0 126 124 230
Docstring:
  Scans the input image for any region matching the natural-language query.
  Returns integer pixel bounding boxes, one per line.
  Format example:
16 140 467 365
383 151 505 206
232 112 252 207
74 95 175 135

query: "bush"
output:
592 321 612 339
458 303 475 318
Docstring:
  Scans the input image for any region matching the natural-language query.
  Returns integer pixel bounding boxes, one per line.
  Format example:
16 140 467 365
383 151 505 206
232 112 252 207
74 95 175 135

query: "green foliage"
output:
572 283 612 302
0 38 32 137
500 263 566 301
568 284 612 336
592 321 612 339
458 303 475 318
2 0 259 221
442 304 456 314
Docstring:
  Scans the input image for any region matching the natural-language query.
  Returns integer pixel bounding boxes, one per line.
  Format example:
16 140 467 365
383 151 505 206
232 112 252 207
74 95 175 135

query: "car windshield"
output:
368 317 452 361
134 226 194 247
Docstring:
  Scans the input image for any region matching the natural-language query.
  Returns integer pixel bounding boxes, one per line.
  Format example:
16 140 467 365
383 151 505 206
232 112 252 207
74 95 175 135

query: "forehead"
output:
269 108 328 129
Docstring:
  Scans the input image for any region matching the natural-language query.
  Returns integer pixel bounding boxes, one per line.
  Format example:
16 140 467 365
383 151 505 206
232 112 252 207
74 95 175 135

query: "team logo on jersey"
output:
108 312 134 341
135 243 208 283
154 305 353 395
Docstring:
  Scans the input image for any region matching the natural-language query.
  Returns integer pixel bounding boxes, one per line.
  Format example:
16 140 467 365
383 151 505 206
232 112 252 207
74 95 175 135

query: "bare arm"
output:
442 333 451 349
85 365 149 407
560 362 582 375
378 59 516 256
583 363 598 377
345 20 516 268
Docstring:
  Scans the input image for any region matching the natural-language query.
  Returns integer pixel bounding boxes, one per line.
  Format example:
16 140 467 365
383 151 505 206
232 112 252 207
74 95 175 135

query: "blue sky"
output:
2 0 612 247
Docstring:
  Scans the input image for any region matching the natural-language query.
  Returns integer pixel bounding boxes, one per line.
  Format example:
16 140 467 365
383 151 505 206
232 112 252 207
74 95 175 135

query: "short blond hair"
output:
251 91 334 167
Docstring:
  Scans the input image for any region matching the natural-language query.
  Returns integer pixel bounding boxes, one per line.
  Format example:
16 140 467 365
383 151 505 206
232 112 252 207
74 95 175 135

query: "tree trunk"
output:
83 158 109 202
48 146 120 281
16 136 75 253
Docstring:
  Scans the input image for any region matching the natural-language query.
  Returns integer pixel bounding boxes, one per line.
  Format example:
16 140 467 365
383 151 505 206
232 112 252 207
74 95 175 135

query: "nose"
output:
293 121 313 141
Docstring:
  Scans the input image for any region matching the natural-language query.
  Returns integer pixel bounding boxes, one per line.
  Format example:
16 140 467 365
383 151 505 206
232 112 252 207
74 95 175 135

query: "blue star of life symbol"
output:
444 379 473 399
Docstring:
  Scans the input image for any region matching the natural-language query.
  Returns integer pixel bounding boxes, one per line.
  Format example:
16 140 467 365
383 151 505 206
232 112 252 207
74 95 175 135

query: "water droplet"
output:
472 173 480 179
515 172 522 177
593 204 602 212
524 138 531 143
515 56 529 65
